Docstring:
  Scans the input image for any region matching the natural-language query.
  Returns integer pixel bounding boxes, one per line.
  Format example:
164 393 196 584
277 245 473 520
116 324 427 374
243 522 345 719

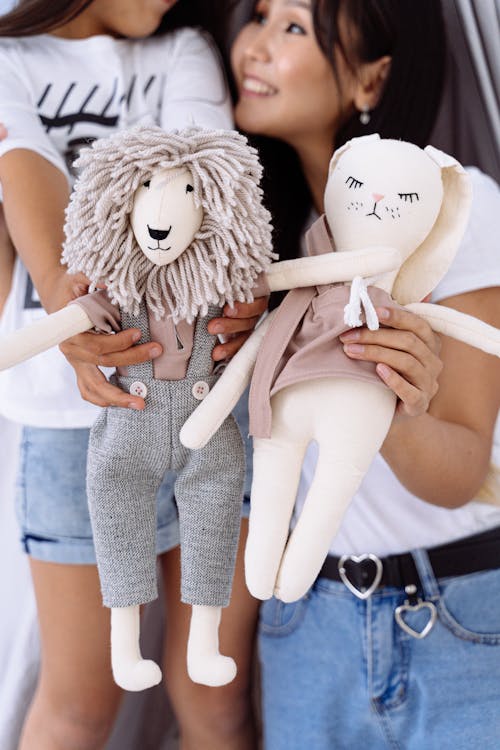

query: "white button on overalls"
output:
129 381 148 398
192 381 209 400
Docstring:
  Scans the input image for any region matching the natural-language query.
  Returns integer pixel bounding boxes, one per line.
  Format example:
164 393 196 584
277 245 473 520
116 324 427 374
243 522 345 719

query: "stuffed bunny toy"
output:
1 126 397 690
180 134 500 607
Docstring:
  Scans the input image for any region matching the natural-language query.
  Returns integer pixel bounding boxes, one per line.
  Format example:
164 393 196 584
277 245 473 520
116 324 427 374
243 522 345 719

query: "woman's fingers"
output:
212 331 253 361
340 306 442 417
208 295 269 360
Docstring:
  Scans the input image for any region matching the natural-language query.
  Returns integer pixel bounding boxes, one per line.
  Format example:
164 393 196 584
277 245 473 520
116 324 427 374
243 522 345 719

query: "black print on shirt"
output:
37 75 158 174
23 75 158 311
24 275 42 310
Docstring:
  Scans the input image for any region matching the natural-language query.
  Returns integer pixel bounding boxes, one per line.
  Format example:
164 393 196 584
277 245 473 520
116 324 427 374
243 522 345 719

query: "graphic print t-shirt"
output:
0 30 232 426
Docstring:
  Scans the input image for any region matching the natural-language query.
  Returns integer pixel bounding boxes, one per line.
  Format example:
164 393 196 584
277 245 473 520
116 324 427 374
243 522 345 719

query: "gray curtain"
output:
432 0 500 181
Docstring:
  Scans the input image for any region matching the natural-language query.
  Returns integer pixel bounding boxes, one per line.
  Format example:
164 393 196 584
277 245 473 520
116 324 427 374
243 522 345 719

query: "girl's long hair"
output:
229 0 447 273
0 0 233 45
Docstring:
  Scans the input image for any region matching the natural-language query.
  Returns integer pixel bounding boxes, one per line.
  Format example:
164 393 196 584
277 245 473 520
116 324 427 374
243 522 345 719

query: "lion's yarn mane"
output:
62 126 275 322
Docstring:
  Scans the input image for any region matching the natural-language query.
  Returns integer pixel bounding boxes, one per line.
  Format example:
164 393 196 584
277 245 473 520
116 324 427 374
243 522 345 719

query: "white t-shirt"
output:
0 29 232 427
295 168 500 555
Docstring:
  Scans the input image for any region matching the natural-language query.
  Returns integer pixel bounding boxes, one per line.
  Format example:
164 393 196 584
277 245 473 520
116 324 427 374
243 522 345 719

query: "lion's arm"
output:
265 247 401 291
0 148 71 311
0 304 94 371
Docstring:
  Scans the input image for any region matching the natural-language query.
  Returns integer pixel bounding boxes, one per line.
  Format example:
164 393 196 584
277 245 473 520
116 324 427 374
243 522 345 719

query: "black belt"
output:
318 525 500 597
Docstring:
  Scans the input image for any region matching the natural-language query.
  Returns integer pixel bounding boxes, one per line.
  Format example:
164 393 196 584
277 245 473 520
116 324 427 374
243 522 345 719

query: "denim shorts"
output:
16 422 251 565
15 426 181 564
259 547 500 750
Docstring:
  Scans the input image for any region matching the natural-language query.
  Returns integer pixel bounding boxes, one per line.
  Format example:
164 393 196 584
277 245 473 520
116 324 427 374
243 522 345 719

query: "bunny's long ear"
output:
392 146 472 305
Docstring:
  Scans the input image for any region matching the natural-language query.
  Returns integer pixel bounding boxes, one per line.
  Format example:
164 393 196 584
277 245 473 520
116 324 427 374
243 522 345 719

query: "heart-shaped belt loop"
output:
337 553 383 599
394 584 437 639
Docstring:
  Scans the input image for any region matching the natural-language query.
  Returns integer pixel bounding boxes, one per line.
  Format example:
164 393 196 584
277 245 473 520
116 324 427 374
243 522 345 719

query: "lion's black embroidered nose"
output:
147 225 171 241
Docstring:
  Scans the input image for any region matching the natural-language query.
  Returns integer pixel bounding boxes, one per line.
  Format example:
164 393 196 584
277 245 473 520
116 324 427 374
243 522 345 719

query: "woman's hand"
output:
339 305 443 419
208 296 269 361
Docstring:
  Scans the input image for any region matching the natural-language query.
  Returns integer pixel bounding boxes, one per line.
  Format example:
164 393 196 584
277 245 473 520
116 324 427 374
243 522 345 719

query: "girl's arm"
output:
0 149 161 408
341 287 500 507
0 203 15 316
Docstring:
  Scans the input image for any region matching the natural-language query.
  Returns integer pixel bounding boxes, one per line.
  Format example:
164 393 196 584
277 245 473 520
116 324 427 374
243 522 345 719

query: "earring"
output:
359 105 371 125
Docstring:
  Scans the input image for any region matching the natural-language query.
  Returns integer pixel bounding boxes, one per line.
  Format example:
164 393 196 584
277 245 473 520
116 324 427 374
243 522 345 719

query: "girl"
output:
230 1 500 748
0 2 262 748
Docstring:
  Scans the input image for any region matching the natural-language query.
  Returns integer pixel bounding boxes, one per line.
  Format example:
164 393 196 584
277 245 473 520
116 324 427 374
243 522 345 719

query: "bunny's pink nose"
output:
372 193 384 202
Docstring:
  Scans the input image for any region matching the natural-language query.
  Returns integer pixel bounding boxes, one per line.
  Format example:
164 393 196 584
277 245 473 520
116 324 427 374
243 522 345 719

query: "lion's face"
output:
130 166 203 267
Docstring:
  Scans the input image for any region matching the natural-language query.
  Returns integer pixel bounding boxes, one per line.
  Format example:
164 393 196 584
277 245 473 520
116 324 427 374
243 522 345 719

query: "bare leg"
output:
276 378 396 602
161 520 260 750
19 560 122 750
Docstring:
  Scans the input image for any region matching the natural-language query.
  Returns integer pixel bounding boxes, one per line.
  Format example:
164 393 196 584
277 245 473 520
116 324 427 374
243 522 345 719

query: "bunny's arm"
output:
180 311 276 450
0 303 93 370
406 302 500 357
265 246 401 292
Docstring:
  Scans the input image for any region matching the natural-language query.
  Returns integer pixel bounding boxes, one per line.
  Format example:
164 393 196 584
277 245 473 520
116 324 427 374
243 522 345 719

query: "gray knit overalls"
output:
87 303 245 609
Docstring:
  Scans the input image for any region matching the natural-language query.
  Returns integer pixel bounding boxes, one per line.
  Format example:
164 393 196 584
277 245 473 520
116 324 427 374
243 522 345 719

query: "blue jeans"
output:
259 548 500 749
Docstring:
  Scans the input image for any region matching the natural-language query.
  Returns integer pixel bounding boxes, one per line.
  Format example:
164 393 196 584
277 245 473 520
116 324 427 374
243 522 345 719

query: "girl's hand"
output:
45 271 161 410
208 296 269 360
339 305 443 419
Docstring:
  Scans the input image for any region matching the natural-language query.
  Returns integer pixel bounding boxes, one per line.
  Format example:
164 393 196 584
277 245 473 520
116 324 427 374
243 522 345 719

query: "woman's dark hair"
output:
0 0 232 46
314 0 446 150
229 0 447 271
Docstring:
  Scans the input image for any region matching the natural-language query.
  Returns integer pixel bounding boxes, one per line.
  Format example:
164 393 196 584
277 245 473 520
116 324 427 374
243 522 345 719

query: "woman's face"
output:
83 0 178 38
231 0 355 147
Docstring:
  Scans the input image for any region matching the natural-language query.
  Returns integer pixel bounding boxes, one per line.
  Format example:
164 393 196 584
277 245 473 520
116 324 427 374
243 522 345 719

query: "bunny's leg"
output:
245 390 311 600
275 377 396 602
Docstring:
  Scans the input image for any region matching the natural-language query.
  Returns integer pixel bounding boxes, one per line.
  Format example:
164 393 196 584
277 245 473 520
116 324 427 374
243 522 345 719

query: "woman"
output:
229 1 500 747
0 1 262 748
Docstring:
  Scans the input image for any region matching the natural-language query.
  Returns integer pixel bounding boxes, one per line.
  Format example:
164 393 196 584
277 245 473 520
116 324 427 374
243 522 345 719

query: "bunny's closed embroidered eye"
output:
398 192 419 202
345 176 364 189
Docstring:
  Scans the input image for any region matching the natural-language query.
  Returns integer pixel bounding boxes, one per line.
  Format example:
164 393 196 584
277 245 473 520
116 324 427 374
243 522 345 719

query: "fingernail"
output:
211 323 223 333
132 330 141 342
128 402 142 410
225 306 237 317
344 343 364 354
376 363 391 379
150 346 162 357
376 307 390 319
340 330 360 343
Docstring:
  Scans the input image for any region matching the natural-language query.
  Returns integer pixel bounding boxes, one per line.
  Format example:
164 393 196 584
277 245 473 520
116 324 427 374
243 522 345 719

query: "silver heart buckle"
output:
394 586 437 639
338 553 383 599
